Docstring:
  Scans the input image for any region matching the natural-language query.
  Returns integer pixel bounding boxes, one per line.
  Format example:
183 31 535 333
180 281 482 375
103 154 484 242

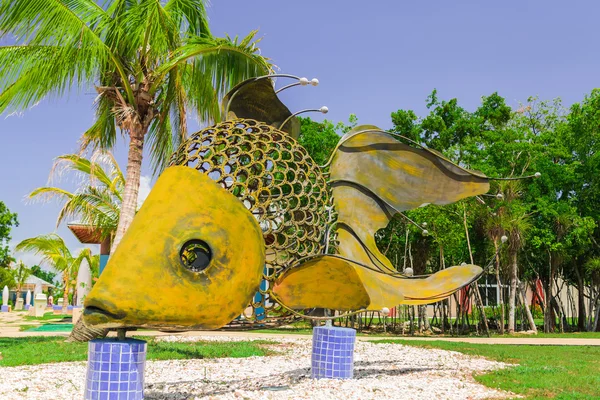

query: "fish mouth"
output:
83 301 127 327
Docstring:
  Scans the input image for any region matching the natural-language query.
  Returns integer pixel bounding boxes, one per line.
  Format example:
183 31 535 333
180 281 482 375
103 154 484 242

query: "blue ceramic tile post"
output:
85 338 147 400
311 325 356 379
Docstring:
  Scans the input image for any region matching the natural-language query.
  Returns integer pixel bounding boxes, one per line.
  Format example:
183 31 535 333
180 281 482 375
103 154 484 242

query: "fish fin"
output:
272 255 370 310
395 264 483 305
329 127 489 276
273 255 482 310
221 78 300 138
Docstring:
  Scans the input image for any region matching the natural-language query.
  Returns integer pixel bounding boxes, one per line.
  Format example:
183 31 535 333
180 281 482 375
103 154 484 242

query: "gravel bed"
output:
0 335 513 399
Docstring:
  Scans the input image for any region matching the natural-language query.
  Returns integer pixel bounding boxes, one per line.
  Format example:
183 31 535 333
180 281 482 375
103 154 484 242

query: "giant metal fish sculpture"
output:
80 75 490 333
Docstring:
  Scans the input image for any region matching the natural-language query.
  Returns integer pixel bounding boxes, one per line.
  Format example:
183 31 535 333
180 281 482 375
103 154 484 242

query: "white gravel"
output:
0 335 514 399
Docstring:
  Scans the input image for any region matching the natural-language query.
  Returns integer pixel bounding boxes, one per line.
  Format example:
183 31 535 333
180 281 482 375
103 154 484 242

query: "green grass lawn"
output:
23 312 71 322
507 331 600 339
374 339 600 399
0 336 274 367
253 325 600 339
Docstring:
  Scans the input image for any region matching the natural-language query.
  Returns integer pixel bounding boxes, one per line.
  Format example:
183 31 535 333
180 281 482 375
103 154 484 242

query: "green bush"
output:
481 304 543 320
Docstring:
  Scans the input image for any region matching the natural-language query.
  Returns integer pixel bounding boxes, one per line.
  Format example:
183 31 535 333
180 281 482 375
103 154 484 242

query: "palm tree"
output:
0 0 272 251
499 180 535 333
16 234 97 313
12 260 31 304
29 151 124 244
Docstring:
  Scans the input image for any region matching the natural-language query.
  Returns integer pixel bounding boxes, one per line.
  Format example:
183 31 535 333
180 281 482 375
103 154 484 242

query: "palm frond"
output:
164 0 210 37
80 94 118 151
0 0 135 112
15 234 72 272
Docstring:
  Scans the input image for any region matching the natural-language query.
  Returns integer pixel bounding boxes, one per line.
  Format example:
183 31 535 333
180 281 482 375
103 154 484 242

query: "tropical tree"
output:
0 201 18 267
12 260 30 302
0 0 272 251
29 265 58 287
16 234 97 313
0 267 15 293
29 151 124 244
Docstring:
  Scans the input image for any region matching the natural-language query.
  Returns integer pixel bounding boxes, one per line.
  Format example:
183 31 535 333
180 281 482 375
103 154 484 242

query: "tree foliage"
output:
0 201 18 268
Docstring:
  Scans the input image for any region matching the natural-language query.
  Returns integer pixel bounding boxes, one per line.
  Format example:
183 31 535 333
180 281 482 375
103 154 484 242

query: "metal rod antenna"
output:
488 172 541 181
278 106 328 130
275 78 319 94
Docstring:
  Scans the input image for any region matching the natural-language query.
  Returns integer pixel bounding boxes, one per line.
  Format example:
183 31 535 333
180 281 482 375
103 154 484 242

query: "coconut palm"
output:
0 0 272 252
29 151 124 243
12 260 30 304
498 180 536 333
16 234 97 313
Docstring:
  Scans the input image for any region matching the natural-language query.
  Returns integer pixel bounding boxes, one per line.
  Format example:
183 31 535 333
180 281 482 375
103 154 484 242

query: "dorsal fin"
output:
221 77 300 138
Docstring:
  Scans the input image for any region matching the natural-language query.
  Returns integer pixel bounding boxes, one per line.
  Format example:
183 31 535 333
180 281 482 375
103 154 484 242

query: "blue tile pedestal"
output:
311 326 356 379
24 305 30 311
0 305 8 312
85 339 147 400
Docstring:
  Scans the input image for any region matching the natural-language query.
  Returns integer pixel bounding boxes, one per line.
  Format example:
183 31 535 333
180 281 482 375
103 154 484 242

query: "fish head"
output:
83 166 265 330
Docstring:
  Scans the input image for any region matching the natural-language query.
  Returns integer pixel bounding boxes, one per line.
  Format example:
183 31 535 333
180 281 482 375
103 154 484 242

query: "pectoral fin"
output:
272 255 482 310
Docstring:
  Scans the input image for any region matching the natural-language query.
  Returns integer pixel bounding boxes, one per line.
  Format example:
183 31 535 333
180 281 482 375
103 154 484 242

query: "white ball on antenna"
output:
299 77 309 86
461 262 467 266
310 78 319 86
421 229 429 237
320 106 329 114
501 235 508 243
381 307 390 316
496 193 504 200
534 172 541 178
404 268 414 276
421 222 428 228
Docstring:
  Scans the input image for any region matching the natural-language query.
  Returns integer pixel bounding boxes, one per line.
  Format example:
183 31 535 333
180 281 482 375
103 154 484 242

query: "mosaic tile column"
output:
311 326 356 379
85 339 147 400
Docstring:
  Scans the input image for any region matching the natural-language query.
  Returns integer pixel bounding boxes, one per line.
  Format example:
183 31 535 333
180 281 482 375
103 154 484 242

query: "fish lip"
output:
83 302 126 321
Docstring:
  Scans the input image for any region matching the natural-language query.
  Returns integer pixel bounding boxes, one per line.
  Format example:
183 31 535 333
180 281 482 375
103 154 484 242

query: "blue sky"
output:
1 0 599 267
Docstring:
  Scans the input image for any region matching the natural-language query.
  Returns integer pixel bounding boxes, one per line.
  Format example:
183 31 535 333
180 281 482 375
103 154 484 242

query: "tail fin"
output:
326 126 489 304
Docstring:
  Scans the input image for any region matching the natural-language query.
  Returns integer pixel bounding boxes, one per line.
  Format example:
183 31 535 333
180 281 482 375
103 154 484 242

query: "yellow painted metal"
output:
83 166 265 330
330 130 490 213
80 121 489 333
169 119 329 320
272 255 370 310
273 255 481 310
325 129 489 305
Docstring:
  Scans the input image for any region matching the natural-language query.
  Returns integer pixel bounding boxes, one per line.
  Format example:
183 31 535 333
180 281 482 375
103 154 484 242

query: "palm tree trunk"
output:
111 128 145 253
519 279 537 333
493 239 505 334
62 277 70 314
508 250 518 333
574 263 587 331
544 254 557 333
462 204 490 337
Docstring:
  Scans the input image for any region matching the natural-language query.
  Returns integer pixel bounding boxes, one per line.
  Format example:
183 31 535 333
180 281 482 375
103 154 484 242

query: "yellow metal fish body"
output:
84 166 265 329
82 78 491 333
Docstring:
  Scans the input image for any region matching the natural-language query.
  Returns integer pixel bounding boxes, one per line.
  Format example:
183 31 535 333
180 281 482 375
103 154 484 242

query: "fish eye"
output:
179 239 212 272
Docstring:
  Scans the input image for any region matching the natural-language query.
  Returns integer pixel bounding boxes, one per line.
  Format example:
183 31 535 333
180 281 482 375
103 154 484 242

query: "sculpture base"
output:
311 326 355 379
85 339 147 400
24 305 30 311
0 305 8 312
